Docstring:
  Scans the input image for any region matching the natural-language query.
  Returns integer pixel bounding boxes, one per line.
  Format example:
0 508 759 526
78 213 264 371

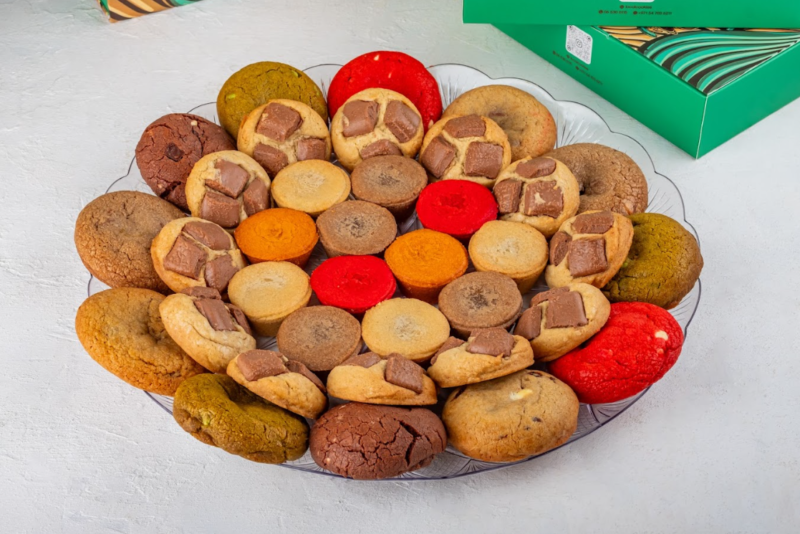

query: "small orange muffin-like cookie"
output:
234 207 318 267
361 298 451 362
384 228 468 303
270 160 350 218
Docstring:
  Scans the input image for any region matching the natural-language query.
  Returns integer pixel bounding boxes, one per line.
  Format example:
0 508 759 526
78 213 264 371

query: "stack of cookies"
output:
74 51 703 480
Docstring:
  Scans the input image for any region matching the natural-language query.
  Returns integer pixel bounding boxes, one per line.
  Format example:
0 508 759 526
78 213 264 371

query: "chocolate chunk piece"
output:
384 100 420 143
384 354 425 394
342 100 379 137
209 160 249 198
522 181 564 218
341 352 383 368
165 143 183 162
182 220 231 250
494 179 522 214
286 360 327 393
467 327 515 357
430 336 465 366
420 136 455 178
545 291 588 329
253 143 289 176
227 304 253 336
242 179 269 216
200 190 240 228
516 157 556 178
568 238 608 277
515 306 542 340
163 235 207 279
181 286 222 299
360 139 402 159
444 115 486 138
237 350 287 382
194 298 236 332
296 138 327 161
204 254 239 292
550 231 572 266
256 103 303 142
530 287 569 306
464 142 504 179
572 211 615 235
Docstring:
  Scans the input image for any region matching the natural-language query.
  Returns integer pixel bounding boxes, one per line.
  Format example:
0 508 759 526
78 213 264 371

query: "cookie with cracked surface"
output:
136 113 235 210
173 374 309 463
327 352 438 405
75 288 206 395
74 191 184 293
310 403 446 479
437 271 523 338
545 143 648 216
443 369 579 462
361 298 451 362
159 287 256 373
316 200 397 257
276 306 362 372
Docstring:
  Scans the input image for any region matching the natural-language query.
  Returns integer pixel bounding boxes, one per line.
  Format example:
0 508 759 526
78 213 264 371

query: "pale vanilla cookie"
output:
468 220 548 294
159 287 256 373
330 88 424 171
151 217 247 294
443 369 579 463
419 114 512 187
228 349 327 419
185 150 270 229
361 298 451 362
545 210 634 289
237 99 331 177
227 261 312 337
427 328 533 388
270 160 351 218
493 157 580 238
326 352 437 406
515 284 610 362
442 85 557 161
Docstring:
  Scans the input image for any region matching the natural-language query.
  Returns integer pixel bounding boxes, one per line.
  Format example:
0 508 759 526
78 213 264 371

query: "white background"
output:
1 1 798 532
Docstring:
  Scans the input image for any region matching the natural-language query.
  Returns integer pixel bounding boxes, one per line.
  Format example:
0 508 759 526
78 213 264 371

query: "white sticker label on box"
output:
566 25 593 65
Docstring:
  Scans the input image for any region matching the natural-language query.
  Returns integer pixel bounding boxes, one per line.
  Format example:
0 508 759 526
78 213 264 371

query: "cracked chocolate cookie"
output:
316 200 397 257
136 113 235 211
437 271 523 338
310 403 446 479
276 306 362 372
327 352 438 405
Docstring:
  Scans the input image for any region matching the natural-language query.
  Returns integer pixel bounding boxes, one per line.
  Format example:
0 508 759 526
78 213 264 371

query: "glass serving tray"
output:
88 63 702 480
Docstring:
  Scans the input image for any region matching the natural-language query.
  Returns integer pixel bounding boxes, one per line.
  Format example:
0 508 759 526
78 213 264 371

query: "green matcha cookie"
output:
603 213 703 309
217 61 328 138
173 374 309 463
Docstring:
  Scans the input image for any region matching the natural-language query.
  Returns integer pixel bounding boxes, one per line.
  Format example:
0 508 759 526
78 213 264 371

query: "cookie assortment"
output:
74 51 704 479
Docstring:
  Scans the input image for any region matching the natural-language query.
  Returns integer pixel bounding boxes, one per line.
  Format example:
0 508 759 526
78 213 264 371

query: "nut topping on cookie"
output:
200 190 240 228
256 103 303 142
545 290 588 328
342 352 384 368
237 350 287 381
467 327 515 357
342 100 379 137
163 235 207 279
209 160 249 198
444 115 486 139
516 157 556 178
421 136 456 178
568 238 608 277
296 138 327 161
494 179 522 214
572 211 614 234
464 142 503 179
242 179 269 216
360 139 402 159
384 354 425 393
204 255 238 292
550 232 572 266
253 143 289 176
522 181 563 218
384 100 421 143
194 298 237 332
182 220 232 250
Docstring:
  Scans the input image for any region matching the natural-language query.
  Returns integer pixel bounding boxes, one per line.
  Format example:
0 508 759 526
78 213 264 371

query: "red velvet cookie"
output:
549 302 683 404
310 255 397 314
328 51 442 131
416 180 498 241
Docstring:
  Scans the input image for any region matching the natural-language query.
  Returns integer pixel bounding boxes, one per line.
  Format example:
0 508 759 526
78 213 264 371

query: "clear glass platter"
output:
88 63 702 480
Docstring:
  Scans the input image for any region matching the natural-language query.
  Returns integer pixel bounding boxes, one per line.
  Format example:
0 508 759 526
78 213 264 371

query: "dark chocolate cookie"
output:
135 113 235 210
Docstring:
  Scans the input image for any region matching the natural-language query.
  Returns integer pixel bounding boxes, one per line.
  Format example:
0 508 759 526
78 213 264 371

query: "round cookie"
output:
310 255 397 315
159 287 256 374
442 369 579 462
270 160 350 217
419 114 512 187
234 207 318 267
437 271 523 338
135 113 236 210
326 352 438 406
415 180 498 241
603 213 703 309
185 151 270 229
173 374 309 463
545 211 634 289
545 143 648 215
442 85 557 161
237 99 332 178
227 350 328 419
75 288 206 395
151 217 246 294
331 88 424 171
427 328 534 388
276 306 362 372
350 155 428 220
515 284 611 362
75 191 183 293
361 298 451 362
217 62 328 138
493 156 580 238
316 200 397 257
468 220 548 294
310 403 446 479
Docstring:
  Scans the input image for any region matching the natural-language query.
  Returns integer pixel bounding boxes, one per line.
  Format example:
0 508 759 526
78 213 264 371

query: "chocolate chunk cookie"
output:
136 114 235 210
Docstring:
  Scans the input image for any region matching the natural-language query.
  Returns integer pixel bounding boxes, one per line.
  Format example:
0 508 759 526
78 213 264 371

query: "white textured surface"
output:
1 0 798 532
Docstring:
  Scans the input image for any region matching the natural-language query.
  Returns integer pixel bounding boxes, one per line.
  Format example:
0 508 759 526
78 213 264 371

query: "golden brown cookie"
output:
361 298 451 362
270 160 351 218
327 352 438 405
